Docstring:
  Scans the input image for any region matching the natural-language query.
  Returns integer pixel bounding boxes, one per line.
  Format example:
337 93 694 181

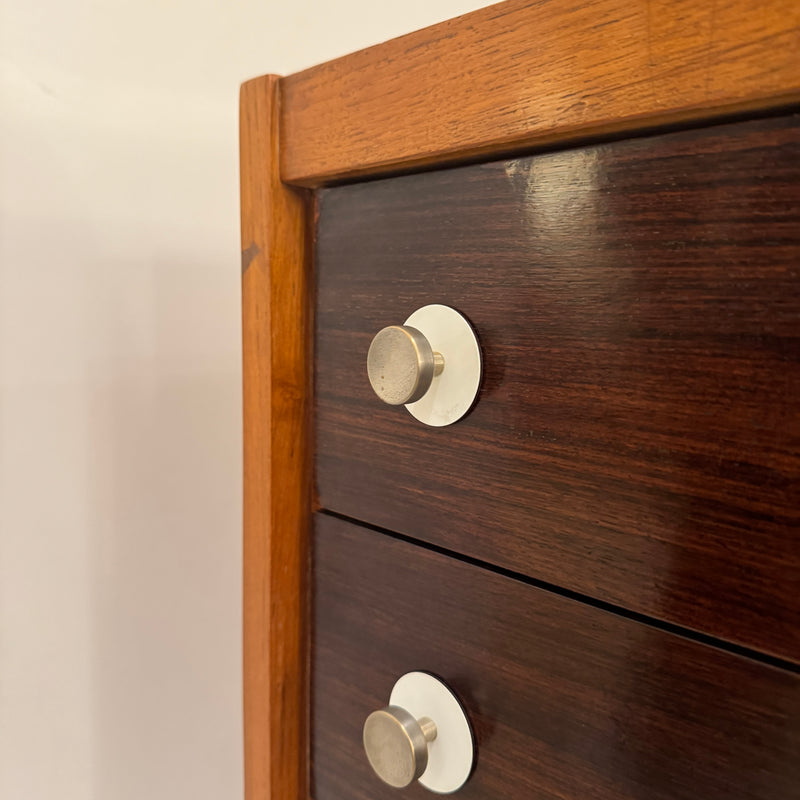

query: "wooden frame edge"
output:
240 74 311 800
280 0 800 186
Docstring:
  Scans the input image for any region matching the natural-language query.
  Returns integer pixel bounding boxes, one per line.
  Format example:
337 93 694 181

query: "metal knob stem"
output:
363 705 438 788
367 325 444 405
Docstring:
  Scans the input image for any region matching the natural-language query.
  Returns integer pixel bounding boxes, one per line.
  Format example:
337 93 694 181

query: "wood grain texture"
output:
313 514 800 800
315 115 800 663
280 0 800 185
240 75 311 800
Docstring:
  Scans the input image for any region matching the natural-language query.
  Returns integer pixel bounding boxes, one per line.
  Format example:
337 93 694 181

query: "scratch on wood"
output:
242 241 261 275
706 0 718 100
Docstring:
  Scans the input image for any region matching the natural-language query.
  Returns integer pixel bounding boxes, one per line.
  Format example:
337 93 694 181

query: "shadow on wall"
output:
1 77 243 800
85 245 243 799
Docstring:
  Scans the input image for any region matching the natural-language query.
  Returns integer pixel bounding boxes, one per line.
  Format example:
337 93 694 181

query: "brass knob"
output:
363 705 438 788
367 325 445 405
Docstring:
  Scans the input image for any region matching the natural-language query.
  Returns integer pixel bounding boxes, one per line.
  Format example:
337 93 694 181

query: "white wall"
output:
0 1 489 798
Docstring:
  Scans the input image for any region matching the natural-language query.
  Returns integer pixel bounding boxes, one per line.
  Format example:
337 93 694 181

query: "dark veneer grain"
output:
315 115 800 663
312 514 800 800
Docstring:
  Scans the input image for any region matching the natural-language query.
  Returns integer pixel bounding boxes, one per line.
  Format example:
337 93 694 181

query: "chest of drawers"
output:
239 3 800 798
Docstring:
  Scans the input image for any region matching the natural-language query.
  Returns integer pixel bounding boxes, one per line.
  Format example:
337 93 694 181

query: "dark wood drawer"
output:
313 513 800 800
315 115 800 663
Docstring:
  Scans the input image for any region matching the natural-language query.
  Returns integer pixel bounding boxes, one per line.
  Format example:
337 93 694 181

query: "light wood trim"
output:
240 75 310 800
281 0 800 185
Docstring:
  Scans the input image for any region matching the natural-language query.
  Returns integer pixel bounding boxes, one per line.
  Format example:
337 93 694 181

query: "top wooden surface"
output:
280 0 800 186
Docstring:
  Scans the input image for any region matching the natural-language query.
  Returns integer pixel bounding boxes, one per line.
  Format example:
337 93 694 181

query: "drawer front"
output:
313 514 799 800
315 115 800 662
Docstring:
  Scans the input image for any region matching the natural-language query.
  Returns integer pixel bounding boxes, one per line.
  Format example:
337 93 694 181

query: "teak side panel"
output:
313 514 800 800
281 0 800 185
315 115 800 663
240 76 310 800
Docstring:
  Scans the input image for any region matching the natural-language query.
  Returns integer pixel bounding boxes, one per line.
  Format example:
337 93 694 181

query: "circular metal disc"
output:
363 706 427 787
403 305 482 427
390 671 474 794
367 325 436 405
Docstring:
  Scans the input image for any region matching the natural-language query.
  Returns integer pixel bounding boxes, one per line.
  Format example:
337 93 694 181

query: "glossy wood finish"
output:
240 75 311 800
281 0 800 186
315 115 800 663
313 513 800 800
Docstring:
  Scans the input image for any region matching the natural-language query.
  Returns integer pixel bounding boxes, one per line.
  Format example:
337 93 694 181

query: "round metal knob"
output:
363 706 438 788
367 325 445 405
365 306 482 426
363 672 475 794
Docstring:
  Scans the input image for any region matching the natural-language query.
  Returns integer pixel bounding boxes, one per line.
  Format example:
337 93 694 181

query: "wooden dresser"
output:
239 3 800 798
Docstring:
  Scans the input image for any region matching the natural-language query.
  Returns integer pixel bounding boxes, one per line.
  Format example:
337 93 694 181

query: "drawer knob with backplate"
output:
366 304 482 427
362 671 474 793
